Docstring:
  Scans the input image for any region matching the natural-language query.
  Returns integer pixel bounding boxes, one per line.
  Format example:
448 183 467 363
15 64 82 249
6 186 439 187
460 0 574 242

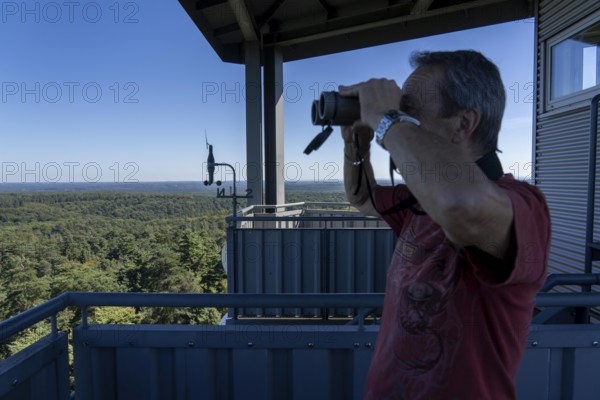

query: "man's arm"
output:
339 79 514 261
342 126 381 218
383 123 514 260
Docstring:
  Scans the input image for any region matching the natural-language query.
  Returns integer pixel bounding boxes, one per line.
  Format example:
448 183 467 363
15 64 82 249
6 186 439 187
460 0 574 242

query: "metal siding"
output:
354 231 376 293
269 349 292 400
71 323 600 399
540 0 600 39
73 333 93 400
177 348 215 399
115 348 158 400
231 226 395 317
73 325 379 400
232 349 269 400
215 349 233 400
29 359 58 400
328 229 395 316
329 230 357 316
292 349 330 400
237 229 263 316
537 107 600 278
516 325 600 399
299 230 322 317
91 348 116 399
0 333 69 400
516 348 551 399
535 0 600 282
157 349 175 400
330 349 352 400
374 229 394 293
352 349 373 400
264 230 283 316
572 348 600 400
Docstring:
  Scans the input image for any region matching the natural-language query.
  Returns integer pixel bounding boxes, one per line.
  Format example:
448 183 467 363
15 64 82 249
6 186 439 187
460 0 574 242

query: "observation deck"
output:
1 204 600 400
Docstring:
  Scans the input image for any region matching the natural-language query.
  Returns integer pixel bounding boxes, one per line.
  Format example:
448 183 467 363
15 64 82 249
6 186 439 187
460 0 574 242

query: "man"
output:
339 50 550 399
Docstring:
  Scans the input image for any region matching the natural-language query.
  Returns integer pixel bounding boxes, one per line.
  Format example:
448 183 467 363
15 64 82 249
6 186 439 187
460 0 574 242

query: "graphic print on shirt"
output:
389 216 463 380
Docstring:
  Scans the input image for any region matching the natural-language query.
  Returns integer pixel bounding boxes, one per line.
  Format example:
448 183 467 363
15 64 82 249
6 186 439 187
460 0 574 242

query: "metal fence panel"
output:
73 324 378 400
516 324 600 399
72 322 600 400
0 333 69 400
229 225 395 318
5 293 600 399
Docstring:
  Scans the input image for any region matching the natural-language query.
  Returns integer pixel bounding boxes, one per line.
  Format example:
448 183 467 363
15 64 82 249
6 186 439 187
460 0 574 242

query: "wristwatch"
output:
375 110 421 148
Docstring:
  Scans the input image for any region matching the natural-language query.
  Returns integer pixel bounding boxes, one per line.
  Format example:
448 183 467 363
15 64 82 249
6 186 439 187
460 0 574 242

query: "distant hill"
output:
0 181 351 194
0 180 401 194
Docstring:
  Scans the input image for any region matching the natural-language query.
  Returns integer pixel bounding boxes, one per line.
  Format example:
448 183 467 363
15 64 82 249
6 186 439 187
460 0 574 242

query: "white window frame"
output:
545 9 600 113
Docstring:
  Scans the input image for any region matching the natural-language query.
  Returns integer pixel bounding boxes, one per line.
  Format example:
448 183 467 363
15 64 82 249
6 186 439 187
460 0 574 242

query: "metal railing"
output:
3 289 600 344
0 293 385 343
228 202 387 228
2 290 600 400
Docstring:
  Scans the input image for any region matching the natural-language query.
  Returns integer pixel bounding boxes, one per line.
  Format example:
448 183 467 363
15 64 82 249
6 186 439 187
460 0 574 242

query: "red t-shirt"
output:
364 175 550 400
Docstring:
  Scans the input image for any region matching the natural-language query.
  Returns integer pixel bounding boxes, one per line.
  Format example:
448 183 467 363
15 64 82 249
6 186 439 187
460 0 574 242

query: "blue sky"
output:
0 0 535 183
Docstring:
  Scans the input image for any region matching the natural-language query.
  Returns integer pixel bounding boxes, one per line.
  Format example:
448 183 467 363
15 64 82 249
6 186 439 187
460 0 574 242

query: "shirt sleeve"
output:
373 184 414 236
466 180 550 287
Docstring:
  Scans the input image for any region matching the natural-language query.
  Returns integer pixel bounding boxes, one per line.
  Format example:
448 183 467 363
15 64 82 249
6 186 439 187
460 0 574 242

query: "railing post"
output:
51 314 58 337
81 307 88 329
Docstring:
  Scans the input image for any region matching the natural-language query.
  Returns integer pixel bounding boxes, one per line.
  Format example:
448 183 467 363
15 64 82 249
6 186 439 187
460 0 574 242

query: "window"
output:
550 19 600 101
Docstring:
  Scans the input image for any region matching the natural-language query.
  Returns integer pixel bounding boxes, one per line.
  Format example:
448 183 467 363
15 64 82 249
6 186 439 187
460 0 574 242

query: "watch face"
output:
387 110 401 120
376 110 421 147
375 113 394 145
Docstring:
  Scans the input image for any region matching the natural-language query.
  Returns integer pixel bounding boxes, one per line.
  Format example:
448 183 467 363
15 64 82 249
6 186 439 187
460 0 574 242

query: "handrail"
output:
540 273 600 292
228 215 381 222
536 293 600 307
3 291 600 343
0 293 70 342
236 202 354 217
67 292 384 308
229 201 382 223
0 293 383 342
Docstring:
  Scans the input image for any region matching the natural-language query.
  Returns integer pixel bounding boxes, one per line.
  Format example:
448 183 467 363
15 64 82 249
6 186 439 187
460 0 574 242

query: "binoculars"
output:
304 91 360 154
311 91 360 126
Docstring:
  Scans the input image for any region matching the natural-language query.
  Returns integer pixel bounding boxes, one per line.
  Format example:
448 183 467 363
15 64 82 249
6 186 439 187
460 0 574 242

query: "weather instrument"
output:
203 132 252 219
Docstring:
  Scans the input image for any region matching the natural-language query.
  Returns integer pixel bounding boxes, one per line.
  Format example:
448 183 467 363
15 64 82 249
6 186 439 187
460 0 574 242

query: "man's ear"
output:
451 109 481 144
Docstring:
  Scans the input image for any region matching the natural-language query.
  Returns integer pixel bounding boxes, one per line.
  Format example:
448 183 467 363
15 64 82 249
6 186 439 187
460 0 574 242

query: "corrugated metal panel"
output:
538 0 599 39
73 323 600 400
516 324 600 399
535 0 600 293
73 324 378 400
230 227 395 317
536 106 600 279
328 229 393 316
0 333 69 400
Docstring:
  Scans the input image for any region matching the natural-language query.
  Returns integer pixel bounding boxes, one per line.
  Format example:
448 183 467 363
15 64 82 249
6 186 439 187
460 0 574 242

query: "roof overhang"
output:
179 0 534 64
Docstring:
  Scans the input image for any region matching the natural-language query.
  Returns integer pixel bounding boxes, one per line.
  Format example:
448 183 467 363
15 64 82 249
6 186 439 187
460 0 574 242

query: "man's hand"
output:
341 123 379 219
339 79 402 130
341 125 374 146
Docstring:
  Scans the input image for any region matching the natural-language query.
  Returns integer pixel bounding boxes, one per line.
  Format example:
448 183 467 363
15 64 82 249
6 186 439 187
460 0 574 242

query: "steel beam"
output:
227 0 258 41
244 41 263 205
263 46 285 207
195 0 227 11
411 0 434 14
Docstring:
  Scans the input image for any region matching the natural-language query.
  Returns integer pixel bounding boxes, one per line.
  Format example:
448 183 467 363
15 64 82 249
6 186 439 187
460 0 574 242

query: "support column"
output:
245 41 263 206
263 46 285 207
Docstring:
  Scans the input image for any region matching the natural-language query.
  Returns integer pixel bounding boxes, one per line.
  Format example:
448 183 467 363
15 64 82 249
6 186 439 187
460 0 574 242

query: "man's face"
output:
400 66 461 142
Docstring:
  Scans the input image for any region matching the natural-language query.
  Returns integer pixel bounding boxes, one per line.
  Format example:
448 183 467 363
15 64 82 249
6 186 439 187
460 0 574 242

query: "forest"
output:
0 189 347 359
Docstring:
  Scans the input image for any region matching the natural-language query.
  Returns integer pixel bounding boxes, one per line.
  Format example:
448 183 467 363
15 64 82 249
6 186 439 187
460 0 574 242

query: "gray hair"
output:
409 50 506 153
